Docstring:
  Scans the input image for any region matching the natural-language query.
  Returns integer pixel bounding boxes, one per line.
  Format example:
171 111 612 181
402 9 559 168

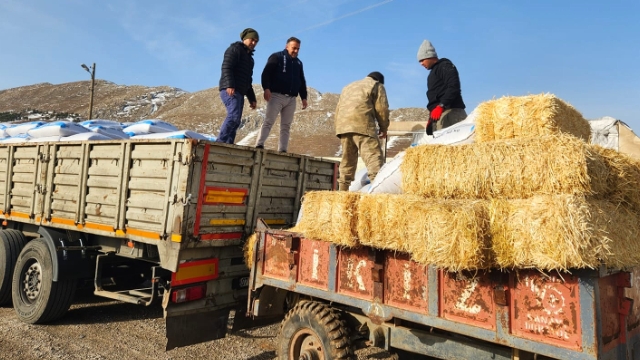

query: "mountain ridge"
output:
0 80 427 157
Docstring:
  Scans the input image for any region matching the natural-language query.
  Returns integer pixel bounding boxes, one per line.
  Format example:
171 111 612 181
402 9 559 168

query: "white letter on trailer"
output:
312 249 319 280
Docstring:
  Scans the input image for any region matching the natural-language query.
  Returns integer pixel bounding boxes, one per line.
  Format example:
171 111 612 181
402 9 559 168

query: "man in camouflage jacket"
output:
334 72 389 191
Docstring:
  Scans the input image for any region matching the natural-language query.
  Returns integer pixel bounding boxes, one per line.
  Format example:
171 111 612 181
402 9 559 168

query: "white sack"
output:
28 121 89 138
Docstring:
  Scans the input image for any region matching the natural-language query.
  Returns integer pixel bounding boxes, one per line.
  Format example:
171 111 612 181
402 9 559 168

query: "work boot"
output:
338 182 349 191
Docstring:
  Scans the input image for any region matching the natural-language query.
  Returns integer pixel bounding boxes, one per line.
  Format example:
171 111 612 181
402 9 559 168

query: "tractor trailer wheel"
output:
277 300 354 360
11 238 76 323
0 229 28 305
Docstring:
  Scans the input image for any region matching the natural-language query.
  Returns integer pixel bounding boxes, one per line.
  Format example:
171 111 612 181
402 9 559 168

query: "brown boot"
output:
338 182 349 191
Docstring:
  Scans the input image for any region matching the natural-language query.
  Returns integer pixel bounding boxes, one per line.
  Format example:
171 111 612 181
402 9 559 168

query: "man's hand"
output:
379 131 387 139
263 89 271 102
301 99 308 110
429 105 444 121
249 101 257 110
226 88 235 96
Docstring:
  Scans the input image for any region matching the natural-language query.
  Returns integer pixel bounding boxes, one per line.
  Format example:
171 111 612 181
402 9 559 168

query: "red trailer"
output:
246 225 640 359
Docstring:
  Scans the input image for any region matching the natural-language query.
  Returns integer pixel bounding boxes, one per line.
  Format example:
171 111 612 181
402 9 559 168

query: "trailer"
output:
247 227 640 359
0 138 337 349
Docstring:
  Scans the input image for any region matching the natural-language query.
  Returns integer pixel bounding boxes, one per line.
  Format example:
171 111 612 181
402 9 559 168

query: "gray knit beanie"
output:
417 40 437 61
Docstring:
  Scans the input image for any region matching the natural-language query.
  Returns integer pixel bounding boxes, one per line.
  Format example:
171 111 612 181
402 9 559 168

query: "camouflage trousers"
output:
427 108 467 133
338 133 384 191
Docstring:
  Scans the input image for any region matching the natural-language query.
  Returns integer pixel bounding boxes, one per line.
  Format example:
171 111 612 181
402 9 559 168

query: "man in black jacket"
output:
417 39 467 135
255 37 308 152
216 28 259 144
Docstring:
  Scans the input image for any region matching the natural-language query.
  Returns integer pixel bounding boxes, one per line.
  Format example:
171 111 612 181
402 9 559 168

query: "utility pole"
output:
81 63 96 120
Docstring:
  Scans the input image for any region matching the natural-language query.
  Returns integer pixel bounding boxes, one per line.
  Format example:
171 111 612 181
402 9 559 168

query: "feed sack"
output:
5 121 45 137
123 119 178 136
131 130 208 140
28 121 89 138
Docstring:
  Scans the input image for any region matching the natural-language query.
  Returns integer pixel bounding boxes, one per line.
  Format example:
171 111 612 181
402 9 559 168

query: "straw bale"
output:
489 195 640 270
294 191 361 247
243 233 258 269
593 146 640 210
357 194 491 271
475 94 591 143
403 134 611 199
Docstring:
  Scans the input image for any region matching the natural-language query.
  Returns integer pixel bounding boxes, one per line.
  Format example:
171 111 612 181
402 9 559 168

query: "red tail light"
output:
171 284 206 303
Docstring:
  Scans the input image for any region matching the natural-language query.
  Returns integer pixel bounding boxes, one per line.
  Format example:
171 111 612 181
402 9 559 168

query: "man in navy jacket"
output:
255 37 308 152
216 28 259 144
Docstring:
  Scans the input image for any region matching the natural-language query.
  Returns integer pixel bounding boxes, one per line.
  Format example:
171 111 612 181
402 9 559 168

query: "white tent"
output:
590 117 640 160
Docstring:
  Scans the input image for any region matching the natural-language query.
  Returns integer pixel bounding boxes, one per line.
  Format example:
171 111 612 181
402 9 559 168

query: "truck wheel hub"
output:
291 329 323 360
22 262 42 300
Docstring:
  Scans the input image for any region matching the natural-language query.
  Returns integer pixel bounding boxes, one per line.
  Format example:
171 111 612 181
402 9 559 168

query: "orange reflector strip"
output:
209 219 245 226
171 258 218 286
84 222 114 232
203 186 248 205
50 217 76 226
125 227 161 240
171 234 182 243
9 212 30 219
264 219 286 225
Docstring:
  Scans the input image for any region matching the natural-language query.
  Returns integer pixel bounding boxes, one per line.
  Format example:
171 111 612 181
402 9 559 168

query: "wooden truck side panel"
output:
0 140 337 265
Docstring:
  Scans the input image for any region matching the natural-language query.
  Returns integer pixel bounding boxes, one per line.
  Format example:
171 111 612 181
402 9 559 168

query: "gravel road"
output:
0 289 414 360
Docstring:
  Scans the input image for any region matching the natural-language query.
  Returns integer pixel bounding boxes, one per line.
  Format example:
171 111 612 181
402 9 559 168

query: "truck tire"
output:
277 300 354 360
0 229 28 305
11 239 76 323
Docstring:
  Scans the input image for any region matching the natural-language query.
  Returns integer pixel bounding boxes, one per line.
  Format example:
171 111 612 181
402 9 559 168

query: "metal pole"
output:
88 63 95 120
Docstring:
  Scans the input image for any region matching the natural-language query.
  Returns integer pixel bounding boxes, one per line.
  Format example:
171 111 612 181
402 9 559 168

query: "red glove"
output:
429 105 444 121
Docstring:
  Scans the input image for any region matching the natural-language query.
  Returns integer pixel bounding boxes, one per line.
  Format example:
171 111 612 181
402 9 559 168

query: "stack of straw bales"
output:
247 94 640 272
397 92 640 270
293 192 492 271
474 93 591 142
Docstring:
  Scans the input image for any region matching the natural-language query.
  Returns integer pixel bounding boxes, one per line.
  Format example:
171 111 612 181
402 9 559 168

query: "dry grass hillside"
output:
0 80 428 157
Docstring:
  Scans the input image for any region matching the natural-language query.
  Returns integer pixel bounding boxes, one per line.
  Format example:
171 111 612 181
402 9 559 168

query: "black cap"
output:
367 71 384 84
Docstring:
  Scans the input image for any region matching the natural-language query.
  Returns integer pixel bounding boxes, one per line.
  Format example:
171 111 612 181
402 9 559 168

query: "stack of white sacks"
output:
0 119 217 143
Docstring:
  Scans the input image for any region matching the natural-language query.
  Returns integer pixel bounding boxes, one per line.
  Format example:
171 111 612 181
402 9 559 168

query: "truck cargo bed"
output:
248 229 640 359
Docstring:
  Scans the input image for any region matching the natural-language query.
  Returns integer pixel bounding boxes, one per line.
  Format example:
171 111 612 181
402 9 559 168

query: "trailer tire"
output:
0 230 28 305
11 239 76 323
277 300 354 360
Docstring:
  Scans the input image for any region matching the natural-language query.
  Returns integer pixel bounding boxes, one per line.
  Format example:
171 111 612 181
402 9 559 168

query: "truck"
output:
0 138 337 349
246 225 640 359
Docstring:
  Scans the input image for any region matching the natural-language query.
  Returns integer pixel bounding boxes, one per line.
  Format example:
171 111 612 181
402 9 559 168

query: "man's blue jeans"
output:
216 90 244 144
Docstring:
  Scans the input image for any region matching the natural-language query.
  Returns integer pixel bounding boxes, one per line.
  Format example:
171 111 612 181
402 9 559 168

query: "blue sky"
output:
1 1 639 128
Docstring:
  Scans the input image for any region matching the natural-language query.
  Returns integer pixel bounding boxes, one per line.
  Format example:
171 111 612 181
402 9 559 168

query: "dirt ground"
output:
0 289 429 360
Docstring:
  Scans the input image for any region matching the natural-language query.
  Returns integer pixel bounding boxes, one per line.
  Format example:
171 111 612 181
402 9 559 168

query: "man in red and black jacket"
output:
216 28 259 144
417 39 467 135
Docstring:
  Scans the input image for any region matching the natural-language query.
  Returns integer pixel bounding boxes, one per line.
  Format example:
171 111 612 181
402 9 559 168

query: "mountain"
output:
0 80 428 157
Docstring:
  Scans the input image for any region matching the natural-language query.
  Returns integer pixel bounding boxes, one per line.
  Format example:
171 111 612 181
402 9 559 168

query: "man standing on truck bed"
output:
255 36 308 153
417 39 467 135
216 28 259 144
334 72 389 191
